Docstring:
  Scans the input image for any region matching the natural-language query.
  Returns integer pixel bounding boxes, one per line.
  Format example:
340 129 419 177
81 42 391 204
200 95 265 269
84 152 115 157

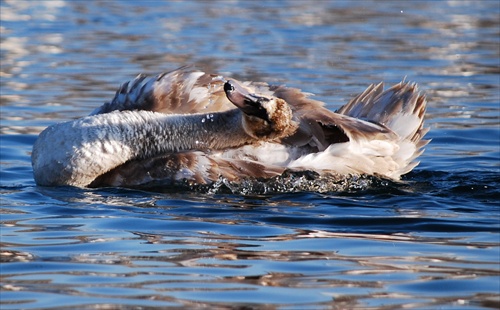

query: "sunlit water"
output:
1 1 499 309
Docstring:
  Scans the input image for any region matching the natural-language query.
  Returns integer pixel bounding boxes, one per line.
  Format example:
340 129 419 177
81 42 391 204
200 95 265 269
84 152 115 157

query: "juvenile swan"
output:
32 67 428 188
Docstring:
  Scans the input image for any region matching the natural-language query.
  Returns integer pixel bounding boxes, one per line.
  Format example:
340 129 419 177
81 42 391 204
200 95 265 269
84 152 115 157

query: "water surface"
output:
1 1 499 309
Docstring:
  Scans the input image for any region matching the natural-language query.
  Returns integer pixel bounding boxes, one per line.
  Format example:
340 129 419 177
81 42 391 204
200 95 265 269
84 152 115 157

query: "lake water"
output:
1 0 499 309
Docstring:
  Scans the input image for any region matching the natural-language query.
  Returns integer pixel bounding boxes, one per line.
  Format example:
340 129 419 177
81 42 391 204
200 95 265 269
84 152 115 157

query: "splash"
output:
144 171 396 195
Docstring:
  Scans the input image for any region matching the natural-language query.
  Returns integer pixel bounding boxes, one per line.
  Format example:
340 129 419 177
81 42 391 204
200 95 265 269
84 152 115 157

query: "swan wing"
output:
336 81 428 145
278 81 429 179
91 66 236 115
91 66 289 116
271 84 396 151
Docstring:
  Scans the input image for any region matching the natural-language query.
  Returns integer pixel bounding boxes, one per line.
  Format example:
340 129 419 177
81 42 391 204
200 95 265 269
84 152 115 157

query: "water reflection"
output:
1 0 499 308
2 219 498 308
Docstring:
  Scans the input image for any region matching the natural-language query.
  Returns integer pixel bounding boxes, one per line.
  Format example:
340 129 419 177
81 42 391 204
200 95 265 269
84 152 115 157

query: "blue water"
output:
1 1 499 309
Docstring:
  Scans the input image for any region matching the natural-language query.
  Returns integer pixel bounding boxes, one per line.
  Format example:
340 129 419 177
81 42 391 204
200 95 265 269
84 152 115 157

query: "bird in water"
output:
32 67 429 191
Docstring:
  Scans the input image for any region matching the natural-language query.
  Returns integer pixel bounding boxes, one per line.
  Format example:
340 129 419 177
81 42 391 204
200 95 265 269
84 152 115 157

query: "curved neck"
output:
32 109 254 187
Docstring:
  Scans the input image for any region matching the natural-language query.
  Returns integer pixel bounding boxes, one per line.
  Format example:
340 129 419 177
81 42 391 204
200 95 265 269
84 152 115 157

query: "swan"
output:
32 67 429 189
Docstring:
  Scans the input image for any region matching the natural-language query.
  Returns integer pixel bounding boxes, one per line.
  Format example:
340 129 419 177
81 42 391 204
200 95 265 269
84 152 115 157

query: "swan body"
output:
32 67 428 189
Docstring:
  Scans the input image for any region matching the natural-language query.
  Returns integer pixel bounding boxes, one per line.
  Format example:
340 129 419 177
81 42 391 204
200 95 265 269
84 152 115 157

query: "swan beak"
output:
224 80 270 121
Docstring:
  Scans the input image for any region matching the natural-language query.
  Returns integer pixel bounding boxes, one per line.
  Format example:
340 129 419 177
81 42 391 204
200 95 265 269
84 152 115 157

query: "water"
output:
1 0 499 309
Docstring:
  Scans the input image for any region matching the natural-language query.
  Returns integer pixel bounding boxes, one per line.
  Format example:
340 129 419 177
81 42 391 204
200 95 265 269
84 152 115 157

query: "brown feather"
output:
87 67 429 188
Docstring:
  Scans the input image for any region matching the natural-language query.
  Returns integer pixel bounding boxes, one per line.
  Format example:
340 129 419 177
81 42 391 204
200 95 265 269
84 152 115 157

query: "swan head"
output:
224 80 298 140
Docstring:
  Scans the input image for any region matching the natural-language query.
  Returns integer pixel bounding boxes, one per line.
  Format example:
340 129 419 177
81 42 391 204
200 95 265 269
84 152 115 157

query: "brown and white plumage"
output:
32 67 428 189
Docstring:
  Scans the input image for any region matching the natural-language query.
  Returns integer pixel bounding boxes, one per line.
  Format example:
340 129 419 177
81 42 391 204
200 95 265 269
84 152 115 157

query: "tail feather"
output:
335 81 429 178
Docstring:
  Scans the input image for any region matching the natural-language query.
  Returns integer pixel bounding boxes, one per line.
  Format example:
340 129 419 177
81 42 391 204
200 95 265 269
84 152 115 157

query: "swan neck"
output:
139 109 253 156
32 109 254 187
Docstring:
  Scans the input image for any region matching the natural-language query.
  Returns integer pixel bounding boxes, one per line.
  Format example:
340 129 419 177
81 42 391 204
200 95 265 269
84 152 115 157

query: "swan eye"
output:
224 81 235 93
